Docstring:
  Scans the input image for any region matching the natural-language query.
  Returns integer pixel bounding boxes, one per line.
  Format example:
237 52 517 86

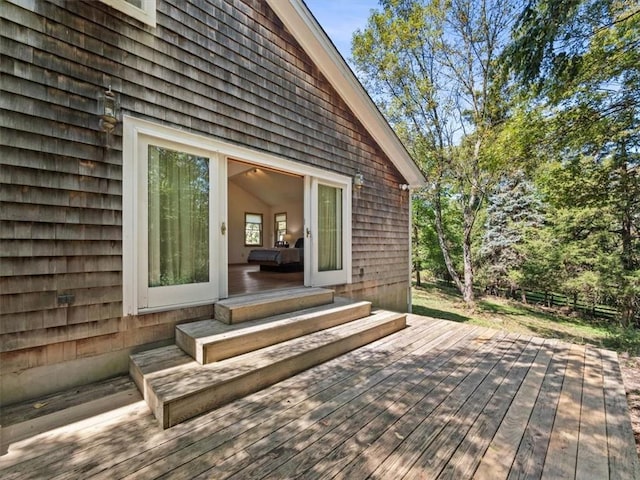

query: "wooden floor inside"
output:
1 315 638 479
228 263 304 296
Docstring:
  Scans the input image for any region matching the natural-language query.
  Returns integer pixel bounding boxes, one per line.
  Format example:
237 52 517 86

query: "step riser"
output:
179 303 372 364
129 346 192 394
153 315 406 428
215 290 334 324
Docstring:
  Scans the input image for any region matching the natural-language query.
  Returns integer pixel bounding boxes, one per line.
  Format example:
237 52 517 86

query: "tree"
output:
412 189 463 285
352 0 517 306
511 226 562 303
505 0 640 324
478 172 545 293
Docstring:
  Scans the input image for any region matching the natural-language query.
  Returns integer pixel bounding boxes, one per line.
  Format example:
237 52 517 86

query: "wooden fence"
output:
434 279 635 324
506 289 619 321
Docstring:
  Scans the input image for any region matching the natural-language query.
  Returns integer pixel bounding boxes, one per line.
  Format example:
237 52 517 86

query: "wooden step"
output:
214 287 334 324
177 298 372 364
0 376 139 454
130 310 406 429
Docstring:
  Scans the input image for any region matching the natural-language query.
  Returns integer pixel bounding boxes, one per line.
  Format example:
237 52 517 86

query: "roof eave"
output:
266 0 426 187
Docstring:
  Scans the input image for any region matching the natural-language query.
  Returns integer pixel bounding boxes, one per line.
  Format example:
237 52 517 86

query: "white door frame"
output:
123 116 352 315
304 176 352 287
123 117 228 315
136 135 222 311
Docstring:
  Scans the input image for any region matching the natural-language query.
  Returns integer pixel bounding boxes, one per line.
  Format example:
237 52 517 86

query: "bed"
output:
247 238 304 272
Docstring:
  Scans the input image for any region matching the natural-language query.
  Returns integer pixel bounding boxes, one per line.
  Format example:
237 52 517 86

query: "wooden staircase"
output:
129 287 406 429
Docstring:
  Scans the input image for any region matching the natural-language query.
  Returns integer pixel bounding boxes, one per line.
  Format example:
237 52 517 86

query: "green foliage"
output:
499 0 640 325
510 226 562 294
353 0 519 304
478 172 545 289
350 0 639 323
412 190 462 280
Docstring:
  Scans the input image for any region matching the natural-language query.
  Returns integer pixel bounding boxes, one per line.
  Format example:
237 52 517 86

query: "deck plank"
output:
436 336 546 480
88 321 443 479
602 348 640 480
7 322 430 480
268 325 489 480
334 330 505 479
370 333 515 479
136 321 456 480
402 335 532 479
300 332 490 479
541 344 585 479
0 316 636 480
575 346 609 480
507 343 569 480
226 325 486 480
472 339 557 479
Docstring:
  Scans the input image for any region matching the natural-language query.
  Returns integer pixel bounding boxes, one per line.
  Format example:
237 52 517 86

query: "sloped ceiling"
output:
228 159 303 206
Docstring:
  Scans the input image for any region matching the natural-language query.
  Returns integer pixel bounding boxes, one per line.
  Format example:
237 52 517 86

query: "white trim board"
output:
122 116 353 315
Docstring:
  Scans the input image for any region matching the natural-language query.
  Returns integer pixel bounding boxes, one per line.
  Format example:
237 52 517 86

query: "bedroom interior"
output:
227 159 305 295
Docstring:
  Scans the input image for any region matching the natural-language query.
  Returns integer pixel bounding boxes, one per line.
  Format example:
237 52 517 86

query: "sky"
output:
303 0 380 63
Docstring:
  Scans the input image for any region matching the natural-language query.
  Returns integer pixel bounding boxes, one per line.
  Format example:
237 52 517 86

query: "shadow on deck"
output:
1 314 638 479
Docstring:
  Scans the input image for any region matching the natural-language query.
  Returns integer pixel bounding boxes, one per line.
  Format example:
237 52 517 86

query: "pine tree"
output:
479 172 545 293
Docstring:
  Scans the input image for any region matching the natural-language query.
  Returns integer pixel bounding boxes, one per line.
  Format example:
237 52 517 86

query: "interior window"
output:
275 213 287 243
245 213 263 246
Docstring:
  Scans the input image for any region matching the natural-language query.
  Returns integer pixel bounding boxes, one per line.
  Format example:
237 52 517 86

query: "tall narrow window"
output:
318 184 343 271
275 213 287 242
245 213 263 246
148 146 210 287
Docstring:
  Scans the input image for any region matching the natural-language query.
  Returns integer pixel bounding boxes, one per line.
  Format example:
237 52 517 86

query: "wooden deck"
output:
1 315 638 479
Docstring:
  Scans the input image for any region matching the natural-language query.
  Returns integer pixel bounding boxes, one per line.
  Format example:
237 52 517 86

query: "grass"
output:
412 282 640 355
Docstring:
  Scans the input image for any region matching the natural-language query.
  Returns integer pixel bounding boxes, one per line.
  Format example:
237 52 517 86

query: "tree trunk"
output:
412 223 421 287
461 236 474 305
433 182 464 295
459 138 484 307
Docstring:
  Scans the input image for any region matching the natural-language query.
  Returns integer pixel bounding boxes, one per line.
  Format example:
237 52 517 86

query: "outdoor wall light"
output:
98 86 118 132
399 183 410 191
353 172 365 189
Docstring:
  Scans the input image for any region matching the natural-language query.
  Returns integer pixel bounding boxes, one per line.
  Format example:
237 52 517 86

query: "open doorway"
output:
227 159 305 295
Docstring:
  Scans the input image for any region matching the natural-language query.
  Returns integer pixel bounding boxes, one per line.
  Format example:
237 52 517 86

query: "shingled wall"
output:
0 0 411 404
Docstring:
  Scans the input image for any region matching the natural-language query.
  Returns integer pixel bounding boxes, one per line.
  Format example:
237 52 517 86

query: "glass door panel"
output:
138 137 220 311
148 146 210 287
309 178 350 287
317 184 343 272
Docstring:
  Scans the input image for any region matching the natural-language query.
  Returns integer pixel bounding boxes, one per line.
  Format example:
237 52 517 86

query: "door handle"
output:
221 222 227 235
306 227 311 238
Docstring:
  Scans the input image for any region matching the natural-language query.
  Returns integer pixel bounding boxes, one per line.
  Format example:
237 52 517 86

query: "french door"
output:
137 135 225 311
307 177 351 287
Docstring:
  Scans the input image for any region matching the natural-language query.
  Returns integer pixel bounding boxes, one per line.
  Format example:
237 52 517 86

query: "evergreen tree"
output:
503 0 640 324
479 172 545 292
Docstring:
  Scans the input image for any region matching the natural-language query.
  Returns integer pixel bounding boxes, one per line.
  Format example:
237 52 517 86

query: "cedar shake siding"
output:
0 0 412 404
